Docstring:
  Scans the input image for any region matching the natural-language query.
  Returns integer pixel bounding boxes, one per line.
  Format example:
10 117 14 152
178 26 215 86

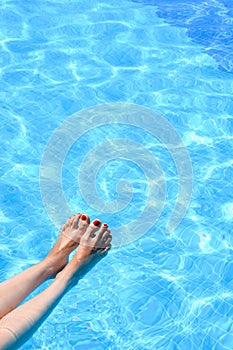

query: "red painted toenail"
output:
103 223 108 227
81 215 86 220
93 220 101 227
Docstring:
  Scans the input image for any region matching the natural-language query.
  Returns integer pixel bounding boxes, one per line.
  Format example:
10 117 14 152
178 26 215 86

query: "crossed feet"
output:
44 214 112 278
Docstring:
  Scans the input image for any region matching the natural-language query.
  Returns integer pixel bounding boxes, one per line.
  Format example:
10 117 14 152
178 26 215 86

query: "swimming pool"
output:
0 0 233 348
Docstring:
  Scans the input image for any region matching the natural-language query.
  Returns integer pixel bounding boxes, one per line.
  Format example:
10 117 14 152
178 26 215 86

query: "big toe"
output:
85 219 102 238
79 214 90 231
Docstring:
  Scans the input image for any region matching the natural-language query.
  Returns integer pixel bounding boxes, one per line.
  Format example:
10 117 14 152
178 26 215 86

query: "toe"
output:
95 223 108 240
102 229 111 240
72 213 81 228
104 236 112 246
98 244 111 256
85 219 102 238
62 215 74 230
98 232 112 249
79 214 90 227
67 215 76 226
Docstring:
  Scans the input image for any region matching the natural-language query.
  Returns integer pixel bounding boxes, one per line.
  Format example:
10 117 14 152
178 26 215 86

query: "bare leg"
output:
0 213 90 319
0 219 111 350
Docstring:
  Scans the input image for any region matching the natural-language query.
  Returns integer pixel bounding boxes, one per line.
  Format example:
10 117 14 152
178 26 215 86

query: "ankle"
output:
36 259 56 279
39 257 65 278
55 258 79 284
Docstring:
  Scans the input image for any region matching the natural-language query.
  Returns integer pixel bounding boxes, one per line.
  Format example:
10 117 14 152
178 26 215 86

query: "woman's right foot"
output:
75 219 112 261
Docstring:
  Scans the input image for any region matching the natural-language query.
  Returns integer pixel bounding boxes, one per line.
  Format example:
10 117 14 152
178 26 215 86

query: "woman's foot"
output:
75 218 112 261
44 213 90 276
55 219 112 284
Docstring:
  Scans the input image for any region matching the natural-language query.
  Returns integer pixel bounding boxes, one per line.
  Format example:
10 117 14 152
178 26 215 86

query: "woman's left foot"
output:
44 213 90 276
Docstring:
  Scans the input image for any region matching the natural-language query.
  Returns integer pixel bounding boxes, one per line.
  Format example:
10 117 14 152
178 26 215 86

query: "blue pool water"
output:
0 0 233 349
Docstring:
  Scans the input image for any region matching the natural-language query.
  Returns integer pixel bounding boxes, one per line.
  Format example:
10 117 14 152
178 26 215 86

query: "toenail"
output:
81 215 87 220
93 220 101 227
103 223 108 227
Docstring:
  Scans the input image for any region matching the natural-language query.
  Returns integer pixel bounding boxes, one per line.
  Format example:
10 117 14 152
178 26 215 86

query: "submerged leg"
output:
0 219 111 350
0 213 89 319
